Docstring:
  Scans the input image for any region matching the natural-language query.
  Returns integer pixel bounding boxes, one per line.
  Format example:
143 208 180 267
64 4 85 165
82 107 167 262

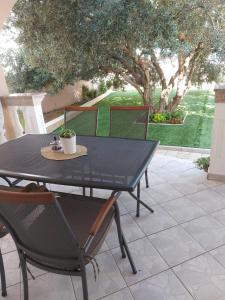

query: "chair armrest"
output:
89 192 121 236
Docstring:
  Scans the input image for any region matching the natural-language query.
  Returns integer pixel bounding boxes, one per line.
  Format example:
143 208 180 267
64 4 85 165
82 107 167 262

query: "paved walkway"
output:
2 149 225 300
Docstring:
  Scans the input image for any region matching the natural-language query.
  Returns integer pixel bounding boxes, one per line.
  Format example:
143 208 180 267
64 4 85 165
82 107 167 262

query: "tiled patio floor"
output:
2 149 225 300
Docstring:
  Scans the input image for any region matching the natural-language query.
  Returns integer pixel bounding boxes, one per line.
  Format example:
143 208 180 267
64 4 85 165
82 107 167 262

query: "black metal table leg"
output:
122 234 137 274
136 183 140 217
113 198 137 274
145 169 149 188
114 201 126 258
0 250 7 297
129 182 154 217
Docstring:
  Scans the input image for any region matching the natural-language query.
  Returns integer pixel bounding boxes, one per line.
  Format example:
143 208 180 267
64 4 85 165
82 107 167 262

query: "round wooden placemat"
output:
41 145 87 161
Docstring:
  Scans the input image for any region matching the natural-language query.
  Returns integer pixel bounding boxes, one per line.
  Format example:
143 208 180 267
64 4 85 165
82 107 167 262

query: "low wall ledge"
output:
1 93 47 107
214 84 225 91
2 92 46 99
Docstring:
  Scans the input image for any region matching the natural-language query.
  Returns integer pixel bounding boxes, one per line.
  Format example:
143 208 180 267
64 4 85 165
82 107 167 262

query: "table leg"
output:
136 182 140 217
129 182 154 217
145 169 149 188
113 199 126 259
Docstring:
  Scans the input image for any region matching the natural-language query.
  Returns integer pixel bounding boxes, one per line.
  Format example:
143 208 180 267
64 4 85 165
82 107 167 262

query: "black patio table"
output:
0 134 159 216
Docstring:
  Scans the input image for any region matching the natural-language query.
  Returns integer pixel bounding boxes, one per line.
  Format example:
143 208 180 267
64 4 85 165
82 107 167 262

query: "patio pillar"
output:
22 93 47 134
2 93 47 135
0 67 10 143
0 100 6 143
0 0 18 143
2 105 23 139
208 85 225 181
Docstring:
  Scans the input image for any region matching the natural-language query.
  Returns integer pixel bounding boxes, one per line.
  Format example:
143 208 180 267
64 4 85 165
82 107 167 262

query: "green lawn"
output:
56 89 215 148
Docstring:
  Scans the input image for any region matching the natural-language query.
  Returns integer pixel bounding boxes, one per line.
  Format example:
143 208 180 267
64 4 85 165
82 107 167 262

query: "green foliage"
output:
106 80 113 89
151 113 166 123
106 76 125 91
112 76 125 90
59 128 75 138
81 85 97 101
2 49 62 93
98 80 107 95
149 108 186 123
82 80 108 102
171 108 185 120
10 0 225 106
195 157 210 172
11 0 173 100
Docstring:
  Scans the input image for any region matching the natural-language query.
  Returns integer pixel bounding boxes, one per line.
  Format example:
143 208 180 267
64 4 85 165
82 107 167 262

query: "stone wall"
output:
41 80 94 113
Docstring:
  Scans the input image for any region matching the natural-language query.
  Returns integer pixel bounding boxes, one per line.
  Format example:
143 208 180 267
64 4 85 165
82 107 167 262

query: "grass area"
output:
56 89 215 148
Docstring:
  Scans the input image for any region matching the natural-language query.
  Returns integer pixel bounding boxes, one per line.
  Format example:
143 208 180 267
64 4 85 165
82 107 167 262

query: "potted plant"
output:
59 128 76 154
195 156 210 172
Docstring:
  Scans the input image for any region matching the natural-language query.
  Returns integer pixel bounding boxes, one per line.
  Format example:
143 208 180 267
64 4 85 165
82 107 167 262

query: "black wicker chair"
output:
0 184 26 298
64 106 99 137
109 105 151 217
0 185 136 300
64 106 99 197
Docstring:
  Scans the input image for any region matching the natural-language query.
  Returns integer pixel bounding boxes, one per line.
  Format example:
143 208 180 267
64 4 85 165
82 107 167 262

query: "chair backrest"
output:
0 189 80 267
64 106 99 136
109 106 150 140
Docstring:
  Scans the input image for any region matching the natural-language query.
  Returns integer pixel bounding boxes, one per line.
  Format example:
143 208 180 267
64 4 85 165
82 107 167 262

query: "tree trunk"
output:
153 43 204 113
167 94 182 112
167 75 188 112
143 88 149 105
141 64 155 111
159 87 173 112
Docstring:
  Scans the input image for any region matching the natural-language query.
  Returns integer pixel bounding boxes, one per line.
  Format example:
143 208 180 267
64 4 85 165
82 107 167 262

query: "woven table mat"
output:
41 145 87 161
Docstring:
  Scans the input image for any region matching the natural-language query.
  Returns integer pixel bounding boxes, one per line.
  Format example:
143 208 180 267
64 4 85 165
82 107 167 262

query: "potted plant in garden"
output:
195 156 210 172
59 128 76 154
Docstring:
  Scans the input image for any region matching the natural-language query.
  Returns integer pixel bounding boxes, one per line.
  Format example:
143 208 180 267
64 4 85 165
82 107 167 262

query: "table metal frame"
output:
0 134 159 217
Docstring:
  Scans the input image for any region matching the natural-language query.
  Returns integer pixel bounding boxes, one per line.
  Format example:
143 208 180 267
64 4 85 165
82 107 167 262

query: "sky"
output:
0 25 19 73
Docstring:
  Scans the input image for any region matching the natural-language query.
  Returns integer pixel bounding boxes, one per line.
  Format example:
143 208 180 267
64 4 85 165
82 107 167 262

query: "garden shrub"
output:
152 113 166 123
82 85 98 101
98 81 108 94
150 107 186 124
195 156 210 172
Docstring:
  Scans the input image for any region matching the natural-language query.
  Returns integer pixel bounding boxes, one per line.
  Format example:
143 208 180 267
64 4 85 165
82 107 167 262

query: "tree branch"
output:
121 73 144 97
151 53 167 89
168 42 204 87
111 53 144 85
99 65 144 97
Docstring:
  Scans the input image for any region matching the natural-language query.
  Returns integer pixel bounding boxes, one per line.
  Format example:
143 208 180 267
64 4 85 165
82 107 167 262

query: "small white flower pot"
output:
60 135 76 154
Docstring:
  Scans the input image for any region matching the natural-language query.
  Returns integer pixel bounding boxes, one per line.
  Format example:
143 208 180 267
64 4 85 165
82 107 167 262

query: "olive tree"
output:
12 0 225 111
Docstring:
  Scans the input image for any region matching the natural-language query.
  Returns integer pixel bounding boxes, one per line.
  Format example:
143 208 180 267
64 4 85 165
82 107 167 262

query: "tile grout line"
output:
171 269 197 300
69 275 77 300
